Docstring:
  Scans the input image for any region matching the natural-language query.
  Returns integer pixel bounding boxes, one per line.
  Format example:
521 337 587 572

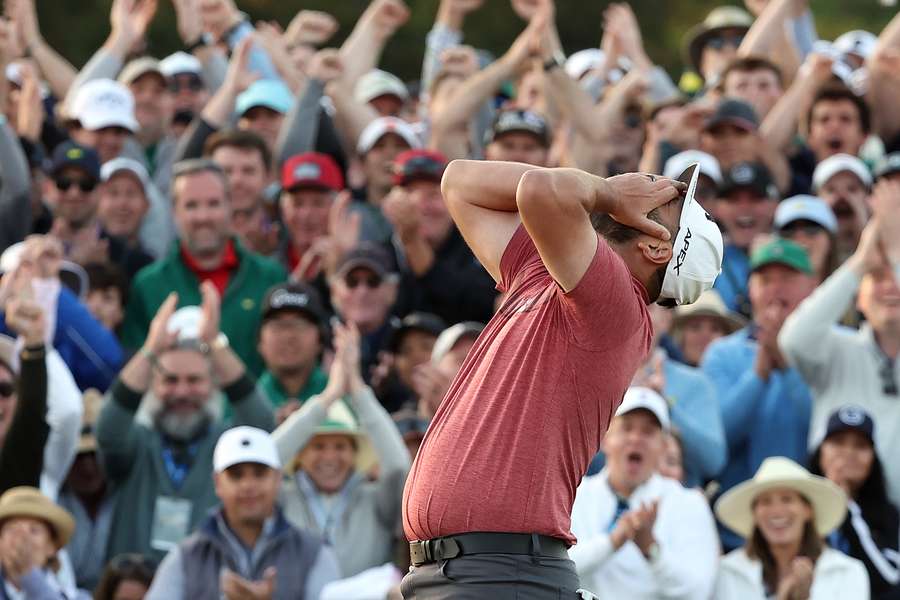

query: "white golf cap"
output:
354 69 409 105
160 51 203 77
431 321 484 364
565 48 606 80
663 150 722 186
659 164 724 306
100 157 150 191
615 387 670 430
774 195 838 234
70 79 139 132
213 426 281 473
811 153 872 191
833 30 878 59
356 117 421 154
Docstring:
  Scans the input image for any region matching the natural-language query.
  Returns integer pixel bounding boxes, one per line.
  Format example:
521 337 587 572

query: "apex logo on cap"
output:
838 405 865 426
674 228 692 275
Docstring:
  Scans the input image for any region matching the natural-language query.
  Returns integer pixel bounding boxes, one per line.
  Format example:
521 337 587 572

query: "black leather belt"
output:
409 532 570 566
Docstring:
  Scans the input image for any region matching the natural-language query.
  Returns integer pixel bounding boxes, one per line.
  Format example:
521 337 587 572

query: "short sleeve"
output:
498 224 543 293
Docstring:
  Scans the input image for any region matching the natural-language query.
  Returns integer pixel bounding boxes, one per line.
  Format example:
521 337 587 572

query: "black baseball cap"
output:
261 282 327 326
388 312 447 352
719 162 776 198
823 405 875 444
335 243 397 279
485 109 551 147
50 141 101 181
705 98 759 132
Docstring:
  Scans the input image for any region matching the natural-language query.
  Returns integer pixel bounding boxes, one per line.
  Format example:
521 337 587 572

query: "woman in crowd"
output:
93 554 155 600
715 456 870 599
669 290 745 367
809 406 900 600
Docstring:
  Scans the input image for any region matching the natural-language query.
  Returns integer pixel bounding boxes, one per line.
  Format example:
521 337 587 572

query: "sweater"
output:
715 547 869 599
780 263 900 504
96 375 275 563
121 238 287 376
273 386 410 577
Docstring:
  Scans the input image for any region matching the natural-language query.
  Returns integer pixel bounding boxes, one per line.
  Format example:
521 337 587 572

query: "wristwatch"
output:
200 332 229 355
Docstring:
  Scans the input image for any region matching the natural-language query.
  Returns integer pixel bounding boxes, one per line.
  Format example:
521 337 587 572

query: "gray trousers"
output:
400 553 585 599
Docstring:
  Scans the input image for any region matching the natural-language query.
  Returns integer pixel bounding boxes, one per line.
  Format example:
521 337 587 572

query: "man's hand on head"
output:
604 173 686 241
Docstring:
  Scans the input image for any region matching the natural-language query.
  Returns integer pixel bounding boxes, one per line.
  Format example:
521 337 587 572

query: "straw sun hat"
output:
0 487 76 548
715 457 848 539
293 400 376 474
671 290 746 335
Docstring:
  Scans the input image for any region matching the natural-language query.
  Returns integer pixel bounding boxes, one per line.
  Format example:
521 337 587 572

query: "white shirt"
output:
570 470 720 599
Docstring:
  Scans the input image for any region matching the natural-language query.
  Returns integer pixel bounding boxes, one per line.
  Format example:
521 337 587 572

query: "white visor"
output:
659 164 724 306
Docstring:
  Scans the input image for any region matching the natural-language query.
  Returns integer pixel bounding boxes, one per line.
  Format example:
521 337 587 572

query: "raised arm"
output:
738 0 802 84
8 0 77 99
338 0 409 86
867 11 900 142
421 0 481 91
760 52 834 152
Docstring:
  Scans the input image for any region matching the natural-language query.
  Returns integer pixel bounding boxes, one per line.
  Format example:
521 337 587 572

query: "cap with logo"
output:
833 30 878 60
615 387 671 431
70 79 139 132
213 426 282 473
356 117 421 155
100 157 150 192
236 79 293 117
118 57 165 87
485 109 551 147
822 405 875 447
281 152 344 192
659 164 724 306
393 149 448 187
50 141 101 181
683 6 753 76
388 312 447 353
774 195 838 235
663 150 722 186
354 69 409 105
874 152 900 181
160 51 203 78
705 98 759 132
812 153 872 191
261 282 327 326
335 243 397 279
750 238 813 275
719 162 776 198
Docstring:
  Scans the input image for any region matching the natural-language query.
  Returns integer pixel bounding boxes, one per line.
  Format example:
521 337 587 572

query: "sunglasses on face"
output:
706 34 744 50
780 221 824 237
345 274 382 289
398 156 444 181
0 381 15 398
55 176 97 193
168 76 204 93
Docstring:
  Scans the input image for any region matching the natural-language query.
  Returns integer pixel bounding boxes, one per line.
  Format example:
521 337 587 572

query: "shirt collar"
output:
180 238 238 273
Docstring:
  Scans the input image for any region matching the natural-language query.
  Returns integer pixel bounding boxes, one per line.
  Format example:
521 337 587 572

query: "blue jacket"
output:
0 287 122 391
713 244 751 318
701 327 812 550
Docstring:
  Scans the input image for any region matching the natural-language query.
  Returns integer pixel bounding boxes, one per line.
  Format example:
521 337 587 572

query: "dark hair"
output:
809 439 891 525
746 504 824 594
84 262 129 306
720 56 784 89
808 84 871 134
204 128 272 171
93 554 156 600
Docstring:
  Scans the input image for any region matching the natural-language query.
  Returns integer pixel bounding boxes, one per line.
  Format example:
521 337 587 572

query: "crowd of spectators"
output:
0 0 899 597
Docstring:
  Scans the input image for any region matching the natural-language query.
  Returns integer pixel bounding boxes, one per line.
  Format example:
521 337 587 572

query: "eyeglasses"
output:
168 75 204 93
706 34 745 51
779 221 825 237
0 382 15 398
397 156 444 183
55 176 97 193
345 274 382 289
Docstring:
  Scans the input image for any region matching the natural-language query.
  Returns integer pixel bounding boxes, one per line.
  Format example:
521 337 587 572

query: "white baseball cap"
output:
354 69 409 105
615 387 670 430
659 164 724 306
70 79 139 132
356 117 421 154
100 157 150 191
663 150 722 186
565 49 606 80
774 195 838 234
833 30 878 59
213 426 281 473
431 321 484 364
160 51 203 78
811 153 872 192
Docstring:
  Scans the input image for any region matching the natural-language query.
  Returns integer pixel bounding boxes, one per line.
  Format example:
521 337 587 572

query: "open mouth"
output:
827 138 844 151
626 451 644 468
734 215 758 231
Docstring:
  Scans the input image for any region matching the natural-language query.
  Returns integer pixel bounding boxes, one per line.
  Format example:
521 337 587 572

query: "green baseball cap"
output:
750 239 813 275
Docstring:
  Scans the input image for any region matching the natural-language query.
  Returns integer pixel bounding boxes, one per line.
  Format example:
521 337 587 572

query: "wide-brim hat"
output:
684 6 753 76
672 289 746 334
299 400 376 473
715 457 847 538
0 487 75 548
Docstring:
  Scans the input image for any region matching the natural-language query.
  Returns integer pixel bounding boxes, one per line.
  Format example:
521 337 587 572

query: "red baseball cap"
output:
393 149 447 187
281 152 344 192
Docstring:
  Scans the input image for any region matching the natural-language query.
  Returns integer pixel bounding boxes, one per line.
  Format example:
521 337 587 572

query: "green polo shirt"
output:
258 366 329 408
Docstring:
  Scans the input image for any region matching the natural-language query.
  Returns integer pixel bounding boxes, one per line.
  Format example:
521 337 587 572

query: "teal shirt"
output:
258 366 329 408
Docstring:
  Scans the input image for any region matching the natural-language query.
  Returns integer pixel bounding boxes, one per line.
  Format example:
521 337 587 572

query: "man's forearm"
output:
518 167 616 216
119 348 154 394
442 160 539 213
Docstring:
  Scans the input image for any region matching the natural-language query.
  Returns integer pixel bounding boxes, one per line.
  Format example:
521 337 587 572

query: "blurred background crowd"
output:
0 0 898 598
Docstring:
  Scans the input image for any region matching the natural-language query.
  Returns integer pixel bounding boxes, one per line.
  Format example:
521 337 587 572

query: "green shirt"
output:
257 366 329 408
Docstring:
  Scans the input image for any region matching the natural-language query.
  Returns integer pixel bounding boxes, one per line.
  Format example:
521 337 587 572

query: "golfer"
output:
400 161 723 599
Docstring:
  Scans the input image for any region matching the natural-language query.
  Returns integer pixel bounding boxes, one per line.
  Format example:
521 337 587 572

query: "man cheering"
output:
401 161 722 598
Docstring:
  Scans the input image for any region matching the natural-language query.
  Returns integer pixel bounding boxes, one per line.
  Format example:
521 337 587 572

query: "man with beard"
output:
98 281 275 562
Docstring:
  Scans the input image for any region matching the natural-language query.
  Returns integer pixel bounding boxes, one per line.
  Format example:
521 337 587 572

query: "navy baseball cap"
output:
824 405 875 444
50 141 101 181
